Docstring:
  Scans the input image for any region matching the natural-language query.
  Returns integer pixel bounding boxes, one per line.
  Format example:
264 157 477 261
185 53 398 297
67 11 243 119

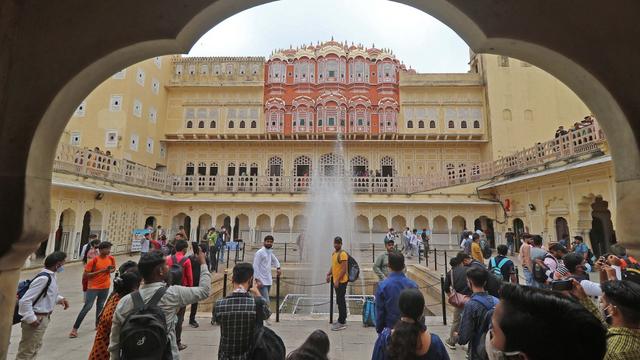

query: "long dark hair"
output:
387 288 425 360
286 329 330 360
113 270 141 297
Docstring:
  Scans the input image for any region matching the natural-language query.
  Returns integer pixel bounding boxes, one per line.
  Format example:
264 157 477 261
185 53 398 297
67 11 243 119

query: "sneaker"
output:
331 322 347 331
189 320 199 328
178 343 188 351
445 342 456 350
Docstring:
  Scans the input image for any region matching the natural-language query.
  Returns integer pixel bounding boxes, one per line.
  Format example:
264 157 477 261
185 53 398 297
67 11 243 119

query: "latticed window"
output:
267 156 283 176
186 162 195 175
209 162 219 176
293 155 312 176
350 155 369 175
319 153 345 176
198 162 207 176
380 156 395 177
446 163 456 180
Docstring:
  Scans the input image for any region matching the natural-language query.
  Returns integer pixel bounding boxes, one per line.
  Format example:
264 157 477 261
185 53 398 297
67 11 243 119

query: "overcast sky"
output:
188 0 470 73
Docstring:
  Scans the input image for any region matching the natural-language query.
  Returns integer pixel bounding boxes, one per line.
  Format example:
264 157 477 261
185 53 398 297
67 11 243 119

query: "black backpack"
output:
339 250 360 282
169 255 187 286
119 287 170 360
480 239 492 259
533 254 556 283
251 326 286 360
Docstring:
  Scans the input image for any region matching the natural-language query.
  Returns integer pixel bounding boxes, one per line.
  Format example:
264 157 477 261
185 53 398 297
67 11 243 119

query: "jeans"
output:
73 288 109 329
523 267 534 286
259 285 271 304
176 306 186 345
334 282 348 324
189 302 198 323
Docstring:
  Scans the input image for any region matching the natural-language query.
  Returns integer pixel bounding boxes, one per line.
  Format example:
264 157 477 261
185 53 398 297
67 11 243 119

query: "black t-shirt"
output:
469 260 500 297
489 255 515 282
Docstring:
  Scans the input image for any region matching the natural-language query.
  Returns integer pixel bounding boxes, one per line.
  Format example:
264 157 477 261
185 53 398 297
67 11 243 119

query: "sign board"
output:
131 229 150 252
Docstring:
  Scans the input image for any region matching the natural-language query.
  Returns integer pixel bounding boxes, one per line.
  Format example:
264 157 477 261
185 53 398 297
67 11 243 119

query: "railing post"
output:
434 248 438 271
372 243 375 263
223 269 228 298
444 251 448 270
276 273 281 323
426 246 429 268
515 266 520 284
242 241 246 261
226 244 230 269
440 274 447 325
284 242 288 263
329 276 334 324
235 241 240 263
418 243 421 265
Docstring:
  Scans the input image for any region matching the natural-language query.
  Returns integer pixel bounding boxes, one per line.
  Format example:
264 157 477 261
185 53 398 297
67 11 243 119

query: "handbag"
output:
447 269 470 308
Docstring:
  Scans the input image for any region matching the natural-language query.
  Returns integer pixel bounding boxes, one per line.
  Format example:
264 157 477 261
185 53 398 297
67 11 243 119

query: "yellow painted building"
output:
43 47 613 262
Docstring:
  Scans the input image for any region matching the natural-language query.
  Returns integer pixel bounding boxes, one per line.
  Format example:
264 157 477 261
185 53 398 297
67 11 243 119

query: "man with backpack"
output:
456 267 499 360
213 262 274 360
16 251 69 360
109 250 210 360
326 236 349 331
165 240 193 351
488 244 517 283
375 251 417 333
529 235 550 288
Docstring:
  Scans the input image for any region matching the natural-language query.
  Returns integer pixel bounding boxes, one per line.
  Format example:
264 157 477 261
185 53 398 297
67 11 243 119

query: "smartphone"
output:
551 279 573 291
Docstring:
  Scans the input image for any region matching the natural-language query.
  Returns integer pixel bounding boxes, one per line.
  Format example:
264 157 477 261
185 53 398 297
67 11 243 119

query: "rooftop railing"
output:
53 123 606 194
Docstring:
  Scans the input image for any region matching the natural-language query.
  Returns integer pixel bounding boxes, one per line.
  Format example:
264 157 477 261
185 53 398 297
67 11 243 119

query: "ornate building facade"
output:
43 41 613 262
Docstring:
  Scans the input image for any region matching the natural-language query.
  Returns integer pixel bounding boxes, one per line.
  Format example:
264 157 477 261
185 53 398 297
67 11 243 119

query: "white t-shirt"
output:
410 234 419 246
252 247 281 286
140 238 150 253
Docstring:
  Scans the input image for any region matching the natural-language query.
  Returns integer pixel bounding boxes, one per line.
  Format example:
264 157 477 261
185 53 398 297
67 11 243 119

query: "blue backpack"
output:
13 272 52 325
362 298 376 327
490 257 510 280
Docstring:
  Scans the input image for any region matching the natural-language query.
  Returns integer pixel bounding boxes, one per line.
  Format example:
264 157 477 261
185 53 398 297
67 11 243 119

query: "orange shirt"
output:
85 255 115 290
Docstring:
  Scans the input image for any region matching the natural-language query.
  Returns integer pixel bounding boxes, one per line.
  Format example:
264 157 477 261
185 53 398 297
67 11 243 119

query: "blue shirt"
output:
375 272 418 333
372 328 451 360
574 243 588 256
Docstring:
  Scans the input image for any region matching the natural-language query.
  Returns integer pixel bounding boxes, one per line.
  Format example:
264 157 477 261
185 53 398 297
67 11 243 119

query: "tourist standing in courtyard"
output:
384 228 395 244
88 262 141 360
253 234 282 304
16 251 69 360
470 233 484 263
109 250 210 359
326 236 349 331
373 239 395 280
488 245 517 283
166 239 193 351
519 234 533 285
375 251 418 333
372 288 449 360
504 228 515 256
456 267 498 360
70 241 115 338
213 262 271 359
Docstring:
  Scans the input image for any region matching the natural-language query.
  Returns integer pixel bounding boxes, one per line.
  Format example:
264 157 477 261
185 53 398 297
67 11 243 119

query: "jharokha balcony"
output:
53 124 606 195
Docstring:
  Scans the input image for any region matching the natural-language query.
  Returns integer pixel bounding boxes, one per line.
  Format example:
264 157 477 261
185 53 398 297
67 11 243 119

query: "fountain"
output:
302 134 357 290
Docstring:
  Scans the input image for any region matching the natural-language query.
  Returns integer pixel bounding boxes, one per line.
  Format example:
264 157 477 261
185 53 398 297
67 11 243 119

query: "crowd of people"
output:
12 225 640 360
554 115 597 138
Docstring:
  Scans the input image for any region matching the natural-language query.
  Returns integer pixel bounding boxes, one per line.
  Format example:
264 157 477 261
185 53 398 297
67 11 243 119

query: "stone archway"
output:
4 0 640 353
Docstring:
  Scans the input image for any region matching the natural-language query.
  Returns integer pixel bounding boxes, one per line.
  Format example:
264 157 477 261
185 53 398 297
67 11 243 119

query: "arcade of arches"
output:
3 0 640 356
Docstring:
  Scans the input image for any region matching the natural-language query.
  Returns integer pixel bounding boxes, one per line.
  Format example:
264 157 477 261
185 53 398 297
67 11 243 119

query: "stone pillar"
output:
617 179 640 257
448 227 453 248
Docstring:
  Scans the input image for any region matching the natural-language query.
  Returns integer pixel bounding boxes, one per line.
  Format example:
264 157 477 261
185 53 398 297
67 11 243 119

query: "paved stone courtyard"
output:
9 254 468 359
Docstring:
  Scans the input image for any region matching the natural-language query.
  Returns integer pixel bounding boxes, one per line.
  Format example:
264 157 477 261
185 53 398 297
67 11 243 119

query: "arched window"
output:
185 162 195 175
448 120 455 129
198 121 204 128
380 156 395 177
293 155 312 176
228 121 235 129
418 120 425 128
320 153 345 176
473 120 480 129
209 162 218 176
250 120 257 128
461 121 467 129
429 120 436 128
267 156 283 176
502 109 512 122
446 163 455 180
198 162 207 176
210 120 216 128
407 120 413 128
350 155 369 175
186 121 193 128
239 120 246 128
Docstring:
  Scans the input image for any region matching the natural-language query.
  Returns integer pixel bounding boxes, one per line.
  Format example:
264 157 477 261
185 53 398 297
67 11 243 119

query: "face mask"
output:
485 330 523 360
56 265 65 273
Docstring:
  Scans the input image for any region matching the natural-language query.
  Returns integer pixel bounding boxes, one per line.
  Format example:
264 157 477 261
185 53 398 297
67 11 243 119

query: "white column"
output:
72 211 85 259
448 227 453 248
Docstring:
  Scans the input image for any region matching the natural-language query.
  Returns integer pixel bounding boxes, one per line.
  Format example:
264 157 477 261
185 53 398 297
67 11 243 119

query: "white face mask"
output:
485 330 523 360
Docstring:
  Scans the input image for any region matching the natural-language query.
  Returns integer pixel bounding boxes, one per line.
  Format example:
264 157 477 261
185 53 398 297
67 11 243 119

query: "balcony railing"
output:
53 124 606 194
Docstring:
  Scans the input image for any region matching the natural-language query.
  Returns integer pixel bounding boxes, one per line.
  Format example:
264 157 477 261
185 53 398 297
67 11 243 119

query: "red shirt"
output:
150 239 161 250
166 252 193 287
